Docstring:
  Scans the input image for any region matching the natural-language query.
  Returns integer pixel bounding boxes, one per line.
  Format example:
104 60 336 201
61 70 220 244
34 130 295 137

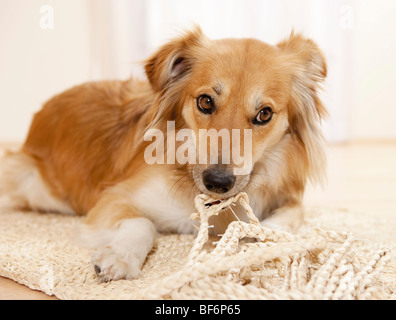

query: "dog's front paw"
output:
260 206 303 234
88 218 156 282
92 247 142 282
260 219 293 233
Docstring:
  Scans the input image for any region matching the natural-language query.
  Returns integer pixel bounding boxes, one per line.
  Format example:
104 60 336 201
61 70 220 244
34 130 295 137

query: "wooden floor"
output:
0 141 395 299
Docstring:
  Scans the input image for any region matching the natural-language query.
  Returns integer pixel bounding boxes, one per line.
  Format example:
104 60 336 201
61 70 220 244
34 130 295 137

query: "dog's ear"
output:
277 32 328 119
145 27 205 92
278 33 328 185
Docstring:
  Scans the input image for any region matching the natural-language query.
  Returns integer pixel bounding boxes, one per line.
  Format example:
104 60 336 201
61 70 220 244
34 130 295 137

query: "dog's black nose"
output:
203 168 236 194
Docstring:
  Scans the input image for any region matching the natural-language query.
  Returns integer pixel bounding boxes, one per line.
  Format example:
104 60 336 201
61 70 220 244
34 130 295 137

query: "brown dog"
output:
0 27 327 281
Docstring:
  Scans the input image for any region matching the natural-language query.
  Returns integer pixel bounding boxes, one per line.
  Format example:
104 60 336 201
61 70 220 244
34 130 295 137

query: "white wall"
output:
0 0 91 142
351 0 396 140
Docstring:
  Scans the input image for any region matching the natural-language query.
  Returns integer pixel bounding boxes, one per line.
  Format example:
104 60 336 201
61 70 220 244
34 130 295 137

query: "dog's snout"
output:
203 168 236 194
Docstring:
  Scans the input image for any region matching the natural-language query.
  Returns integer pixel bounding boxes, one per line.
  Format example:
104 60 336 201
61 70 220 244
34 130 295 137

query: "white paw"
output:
260 219 293 233
92 246 143 282
87 218 156 282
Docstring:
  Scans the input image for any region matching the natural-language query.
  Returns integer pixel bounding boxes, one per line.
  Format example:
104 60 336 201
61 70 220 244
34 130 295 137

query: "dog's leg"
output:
0 151 27 208
260 205 303 233
0 151 74 214
84 191 156 282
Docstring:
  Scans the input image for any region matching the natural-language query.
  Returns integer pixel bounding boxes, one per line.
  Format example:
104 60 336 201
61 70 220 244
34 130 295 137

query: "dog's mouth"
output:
198 185 243 199
204 200 223 208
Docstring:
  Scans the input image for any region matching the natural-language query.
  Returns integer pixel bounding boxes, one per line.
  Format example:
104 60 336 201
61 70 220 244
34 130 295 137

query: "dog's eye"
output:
254 107 273 125
197 95 215 114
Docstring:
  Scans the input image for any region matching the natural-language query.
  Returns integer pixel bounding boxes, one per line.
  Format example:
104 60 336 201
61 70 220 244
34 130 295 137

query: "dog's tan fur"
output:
0 27 327 281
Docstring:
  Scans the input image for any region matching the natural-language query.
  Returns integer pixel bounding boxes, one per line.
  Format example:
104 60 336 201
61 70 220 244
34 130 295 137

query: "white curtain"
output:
87 0 358 142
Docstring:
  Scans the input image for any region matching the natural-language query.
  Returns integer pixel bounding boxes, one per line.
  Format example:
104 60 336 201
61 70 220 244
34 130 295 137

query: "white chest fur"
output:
128 175 197 234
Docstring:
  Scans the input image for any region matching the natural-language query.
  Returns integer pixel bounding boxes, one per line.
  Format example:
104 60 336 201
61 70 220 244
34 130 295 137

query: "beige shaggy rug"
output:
0 192 395 300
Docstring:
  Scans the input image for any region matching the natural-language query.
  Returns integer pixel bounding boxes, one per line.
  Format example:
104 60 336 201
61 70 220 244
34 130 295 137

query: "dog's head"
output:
145 27 327 198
